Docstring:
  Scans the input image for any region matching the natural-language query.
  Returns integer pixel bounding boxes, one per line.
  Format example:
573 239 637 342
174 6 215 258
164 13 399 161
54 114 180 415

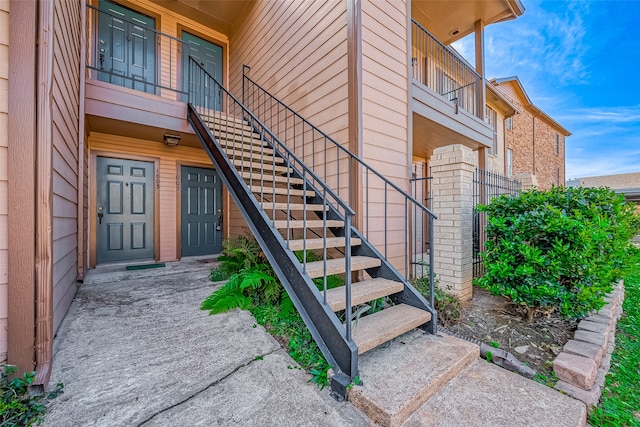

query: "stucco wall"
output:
0 0 8 362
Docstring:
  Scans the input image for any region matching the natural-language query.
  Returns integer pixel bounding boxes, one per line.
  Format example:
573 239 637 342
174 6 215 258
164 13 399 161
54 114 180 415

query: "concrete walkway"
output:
43 259 369 426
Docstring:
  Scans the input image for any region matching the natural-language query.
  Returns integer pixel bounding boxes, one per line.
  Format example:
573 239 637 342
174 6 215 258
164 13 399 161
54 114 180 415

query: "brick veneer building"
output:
491 77 571 190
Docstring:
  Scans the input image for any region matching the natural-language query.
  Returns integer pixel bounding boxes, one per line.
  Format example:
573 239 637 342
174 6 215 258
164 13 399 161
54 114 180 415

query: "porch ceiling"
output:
412 112 483 160
148 0 254 34
412 0 524 45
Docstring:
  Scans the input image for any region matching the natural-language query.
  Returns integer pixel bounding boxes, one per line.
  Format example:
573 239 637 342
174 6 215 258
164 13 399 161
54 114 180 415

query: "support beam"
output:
474 19 486 121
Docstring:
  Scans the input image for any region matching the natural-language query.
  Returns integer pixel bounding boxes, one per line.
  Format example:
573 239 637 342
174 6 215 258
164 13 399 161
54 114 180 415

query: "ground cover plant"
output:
589 248 640 427
201 236 345 388
0 366 63 426
476 186 640 321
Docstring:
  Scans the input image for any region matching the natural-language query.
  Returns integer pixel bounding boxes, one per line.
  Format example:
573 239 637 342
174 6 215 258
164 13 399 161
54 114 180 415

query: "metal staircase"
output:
187 58 437 399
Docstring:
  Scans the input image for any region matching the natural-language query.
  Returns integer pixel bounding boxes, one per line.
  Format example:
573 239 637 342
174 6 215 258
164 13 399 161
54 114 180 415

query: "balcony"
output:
410 19 493 157
84 3 221 139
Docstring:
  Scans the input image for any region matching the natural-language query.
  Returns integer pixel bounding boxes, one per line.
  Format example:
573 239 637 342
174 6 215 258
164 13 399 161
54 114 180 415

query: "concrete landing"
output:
348 330 479 427
43 259 369 427
405 359 587 427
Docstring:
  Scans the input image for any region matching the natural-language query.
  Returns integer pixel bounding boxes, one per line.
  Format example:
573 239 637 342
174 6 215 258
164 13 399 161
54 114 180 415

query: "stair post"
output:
429 144 475 301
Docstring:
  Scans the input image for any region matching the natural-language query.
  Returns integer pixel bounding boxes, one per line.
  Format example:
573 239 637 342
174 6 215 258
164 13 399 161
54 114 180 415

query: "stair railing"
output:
187 58 359 389
242 69 438 312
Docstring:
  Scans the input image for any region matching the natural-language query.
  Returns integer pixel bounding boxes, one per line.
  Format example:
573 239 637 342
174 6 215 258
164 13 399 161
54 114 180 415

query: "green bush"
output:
1 365 63 426
475 186 640 321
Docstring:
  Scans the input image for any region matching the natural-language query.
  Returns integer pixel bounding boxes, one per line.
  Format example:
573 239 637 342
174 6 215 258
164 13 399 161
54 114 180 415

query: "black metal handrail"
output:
411 19 483 118
242 70 438 315
187 58 360 386
87 4 187 98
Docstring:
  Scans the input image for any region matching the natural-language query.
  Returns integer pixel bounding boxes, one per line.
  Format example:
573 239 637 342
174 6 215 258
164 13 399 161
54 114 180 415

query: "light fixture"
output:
164 133 181 147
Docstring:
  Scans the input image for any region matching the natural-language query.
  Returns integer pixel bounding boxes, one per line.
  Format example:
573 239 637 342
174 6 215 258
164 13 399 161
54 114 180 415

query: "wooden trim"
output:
78 2 88 280
34 0 55 387
88 149 161 267
347 0 362 227
7 0 37 375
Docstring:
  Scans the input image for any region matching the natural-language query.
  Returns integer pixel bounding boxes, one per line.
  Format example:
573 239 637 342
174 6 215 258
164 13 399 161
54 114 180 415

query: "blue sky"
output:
453 0 640 180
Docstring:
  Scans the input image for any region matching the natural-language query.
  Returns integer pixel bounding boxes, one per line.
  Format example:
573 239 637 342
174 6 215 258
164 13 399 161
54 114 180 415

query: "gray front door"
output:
181 166 222 256
97 157 154 263
98 0 156 93
182 31 223 108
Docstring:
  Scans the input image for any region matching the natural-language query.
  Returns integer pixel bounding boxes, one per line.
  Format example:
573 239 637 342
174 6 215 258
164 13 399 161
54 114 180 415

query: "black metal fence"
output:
410 163 432 278
473 168 522 277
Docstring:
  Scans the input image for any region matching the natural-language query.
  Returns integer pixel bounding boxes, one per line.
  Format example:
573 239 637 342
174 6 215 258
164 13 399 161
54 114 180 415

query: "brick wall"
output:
504 100 565 190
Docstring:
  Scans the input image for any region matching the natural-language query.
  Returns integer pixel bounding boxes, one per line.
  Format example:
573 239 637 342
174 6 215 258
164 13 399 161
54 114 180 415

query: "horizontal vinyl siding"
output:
0 1 7 361
230 0 350 204
361 0 410 270
52 0 81 333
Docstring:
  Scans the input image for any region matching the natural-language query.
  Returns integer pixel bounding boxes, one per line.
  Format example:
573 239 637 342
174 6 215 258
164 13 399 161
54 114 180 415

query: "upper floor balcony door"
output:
97 1 156 94
181 31 223 109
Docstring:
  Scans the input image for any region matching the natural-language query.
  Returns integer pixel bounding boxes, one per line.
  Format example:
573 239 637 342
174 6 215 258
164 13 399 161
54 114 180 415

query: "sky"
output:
452 0 640 180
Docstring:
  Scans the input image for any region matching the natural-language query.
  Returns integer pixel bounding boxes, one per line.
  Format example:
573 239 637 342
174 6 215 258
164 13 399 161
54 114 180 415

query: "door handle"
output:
98 206 104 224
216 209 223 231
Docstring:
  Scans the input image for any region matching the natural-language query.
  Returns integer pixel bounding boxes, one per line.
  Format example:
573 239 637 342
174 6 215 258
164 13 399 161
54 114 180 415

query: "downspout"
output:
77 2 87 280
34 0 54 388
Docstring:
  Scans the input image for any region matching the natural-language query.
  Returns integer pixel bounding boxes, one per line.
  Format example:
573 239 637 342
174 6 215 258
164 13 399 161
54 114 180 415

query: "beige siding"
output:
228 0 349 239
52 0 81 333
361 0 410 269
0 0 8 361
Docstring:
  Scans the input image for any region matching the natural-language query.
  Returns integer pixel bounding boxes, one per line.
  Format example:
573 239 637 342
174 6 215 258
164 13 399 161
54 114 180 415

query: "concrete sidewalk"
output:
43 259 369 426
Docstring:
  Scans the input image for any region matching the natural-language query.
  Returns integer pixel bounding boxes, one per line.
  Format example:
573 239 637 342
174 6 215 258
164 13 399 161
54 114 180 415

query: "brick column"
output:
514 173 538 190
429 145 475 301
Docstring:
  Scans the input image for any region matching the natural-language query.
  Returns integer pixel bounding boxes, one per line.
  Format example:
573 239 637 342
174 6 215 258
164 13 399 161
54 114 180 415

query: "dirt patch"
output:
447 287 577 381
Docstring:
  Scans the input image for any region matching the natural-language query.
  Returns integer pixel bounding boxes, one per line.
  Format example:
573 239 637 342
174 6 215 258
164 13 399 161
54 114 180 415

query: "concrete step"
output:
287 236 362 252
202 114 252 130
225 150 285 165
250 186 315 198
404 359 587 427
324 278 404 312
347 331 479 427
261 202 328 212
351 304 431 354
231 159 291 174
273 220 343 230
305 256 381 279
217 137 272 154
241 172 304 186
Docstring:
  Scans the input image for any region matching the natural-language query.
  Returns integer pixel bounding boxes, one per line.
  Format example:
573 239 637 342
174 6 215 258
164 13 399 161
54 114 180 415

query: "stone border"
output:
552 280 625 406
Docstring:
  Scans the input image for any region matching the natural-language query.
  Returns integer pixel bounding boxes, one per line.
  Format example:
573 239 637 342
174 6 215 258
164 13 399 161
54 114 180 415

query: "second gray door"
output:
181 166 222 256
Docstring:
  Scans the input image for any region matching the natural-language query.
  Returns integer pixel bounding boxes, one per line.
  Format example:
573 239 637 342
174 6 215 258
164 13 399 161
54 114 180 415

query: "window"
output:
505 117 513 131
507 149 513 177
485 106 498 156
555 133 560 155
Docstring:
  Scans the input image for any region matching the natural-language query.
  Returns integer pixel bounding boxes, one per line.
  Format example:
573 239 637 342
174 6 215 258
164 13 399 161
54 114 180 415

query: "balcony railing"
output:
86 4 187 99
411 19 483 119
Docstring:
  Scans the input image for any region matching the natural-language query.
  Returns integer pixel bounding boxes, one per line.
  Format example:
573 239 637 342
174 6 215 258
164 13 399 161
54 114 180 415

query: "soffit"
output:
148 0 254 34
412 0 524 44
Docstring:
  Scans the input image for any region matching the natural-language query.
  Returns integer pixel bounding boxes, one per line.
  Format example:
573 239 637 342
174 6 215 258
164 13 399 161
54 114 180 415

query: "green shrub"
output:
475 186 640 321
1 365 63 426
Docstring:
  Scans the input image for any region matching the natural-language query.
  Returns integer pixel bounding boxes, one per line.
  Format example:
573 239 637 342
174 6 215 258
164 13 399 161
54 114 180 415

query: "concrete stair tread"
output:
231 159 291 174
305 256 380 279
404 359 587 427
324 278 404 312
287 237 361 251
273 219 343 230
250 186 315 197
218 139 273 154
351 304 431 354
225 150 284 164
241 172 303 185
347 331 479 427
261 202 328 212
